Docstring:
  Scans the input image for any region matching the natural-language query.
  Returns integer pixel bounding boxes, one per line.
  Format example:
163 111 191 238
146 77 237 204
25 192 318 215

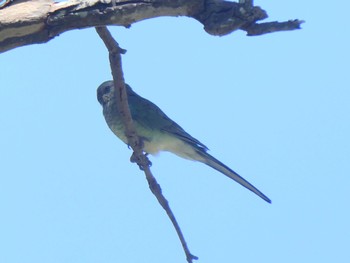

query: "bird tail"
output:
199 151 271 203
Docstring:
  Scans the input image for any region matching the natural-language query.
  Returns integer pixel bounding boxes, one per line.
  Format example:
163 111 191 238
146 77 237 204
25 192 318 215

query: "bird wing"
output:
127 91 209 151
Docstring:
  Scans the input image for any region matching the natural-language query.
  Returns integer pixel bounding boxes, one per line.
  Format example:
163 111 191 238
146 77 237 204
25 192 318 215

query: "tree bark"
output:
0 0 303 53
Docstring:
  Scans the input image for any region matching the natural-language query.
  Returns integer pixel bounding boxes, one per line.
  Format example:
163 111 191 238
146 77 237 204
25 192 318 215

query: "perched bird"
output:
97 81 271 203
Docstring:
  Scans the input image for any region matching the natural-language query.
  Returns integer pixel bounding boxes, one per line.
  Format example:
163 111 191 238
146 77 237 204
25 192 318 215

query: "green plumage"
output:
97 81 271 203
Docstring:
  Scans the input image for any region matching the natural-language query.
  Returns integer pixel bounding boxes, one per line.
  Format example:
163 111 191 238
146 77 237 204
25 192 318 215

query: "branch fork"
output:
0 0 303 53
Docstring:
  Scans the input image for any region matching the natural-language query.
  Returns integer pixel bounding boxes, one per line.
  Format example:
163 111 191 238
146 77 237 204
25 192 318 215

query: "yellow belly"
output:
143 133 204 162
109 122 204 162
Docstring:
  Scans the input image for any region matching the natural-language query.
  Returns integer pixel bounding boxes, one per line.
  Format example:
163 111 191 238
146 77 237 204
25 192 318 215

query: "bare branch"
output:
95 26 198 263
95 26 139 152
0 0 302 53
141 160 199 263
243 19 304 36
193 0 303 36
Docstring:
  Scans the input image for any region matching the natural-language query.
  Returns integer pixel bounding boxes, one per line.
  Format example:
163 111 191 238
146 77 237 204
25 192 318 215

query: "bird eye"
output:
104 86 111 94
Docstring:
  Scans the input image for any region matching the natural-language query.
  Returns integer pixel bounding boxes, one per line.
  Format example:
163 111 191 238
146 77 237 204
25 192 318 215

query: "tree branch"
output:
95 26 198 263
242 19 304 36
0 0 303 53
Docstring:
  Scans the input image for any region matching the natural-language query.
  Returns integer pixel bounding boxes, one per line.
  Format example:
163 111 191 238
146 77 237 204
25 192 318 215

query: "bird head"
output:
97 81 135 106
97 80 114 106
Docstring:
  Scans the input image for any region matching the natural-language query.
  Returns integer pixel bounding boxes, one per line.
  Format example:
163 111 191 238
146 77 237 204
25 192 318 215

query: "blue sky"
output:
1 1 349 263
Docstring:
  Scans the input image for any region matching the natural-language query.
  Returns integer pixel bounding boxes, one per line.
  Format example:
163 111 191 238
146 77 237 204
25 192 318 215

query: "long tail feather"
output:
200 152 271 203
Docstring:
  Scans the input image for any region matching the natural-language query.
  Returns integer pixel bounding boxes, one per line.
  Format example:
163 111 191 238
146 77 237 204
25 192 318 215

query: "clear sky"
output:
1 1 349 263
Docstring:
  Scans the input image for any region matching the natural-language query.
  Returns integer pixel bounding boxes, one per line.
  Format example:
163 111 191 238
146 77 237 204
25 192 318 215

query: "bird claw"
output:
130 152 152 170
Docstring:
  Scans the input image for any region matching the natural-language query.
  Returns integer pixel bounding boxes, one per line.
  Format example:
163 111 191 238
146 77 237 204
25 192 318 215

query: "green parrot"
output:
97 81 271 203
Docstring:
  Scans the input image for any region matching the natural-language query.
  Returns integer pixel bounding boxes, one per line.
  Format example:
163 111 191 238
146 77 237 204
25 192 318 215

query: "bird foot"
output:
130 152 152 170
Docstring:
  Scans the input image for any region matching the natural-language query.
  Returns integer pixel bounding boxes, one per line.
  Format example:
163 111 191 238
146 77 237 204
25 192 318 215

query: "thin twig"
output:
143 165 198 263
243 19 305 36
95 26 198 263
95 26 138 151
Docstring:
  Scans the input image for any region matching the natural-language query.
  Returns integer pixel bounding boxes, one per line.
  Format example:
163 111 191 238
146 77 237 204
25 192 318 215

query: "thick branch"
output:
0 0 303 53
95 26 198 263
